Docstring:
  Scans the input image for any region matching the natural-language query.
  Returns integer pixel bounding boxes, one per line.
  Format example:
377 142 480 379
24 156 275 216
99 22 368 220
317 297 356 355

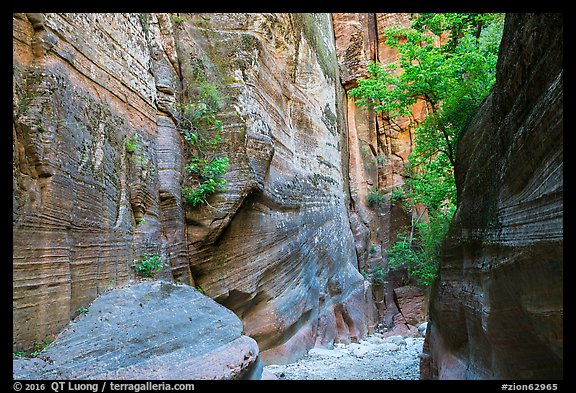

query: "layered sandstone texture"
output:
13 281 262 380
173 13 376 364
13 13 376 364
332 13 428 334
13 13 191 352
422 13 563 379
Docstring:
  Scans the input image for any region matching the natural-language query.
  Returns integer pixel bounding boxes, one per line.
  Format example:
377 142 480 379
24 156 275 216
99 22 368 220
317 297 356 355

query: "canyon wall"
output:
421 13 563 379
13 13 192 350
13 13 376 363
332 13 428 336
173 13 376 364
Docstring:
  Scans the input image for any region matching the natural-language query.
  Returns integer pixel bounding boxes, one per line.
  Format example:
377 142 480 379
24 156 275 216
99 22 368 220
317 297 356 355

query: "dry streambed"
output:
263 333 425 380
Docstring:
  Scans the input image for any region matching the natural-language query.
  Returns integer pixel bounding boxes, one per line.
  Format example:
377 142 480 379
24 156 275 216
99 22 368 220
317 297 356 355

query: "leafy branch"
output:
351 13 504 286
174 58 230 207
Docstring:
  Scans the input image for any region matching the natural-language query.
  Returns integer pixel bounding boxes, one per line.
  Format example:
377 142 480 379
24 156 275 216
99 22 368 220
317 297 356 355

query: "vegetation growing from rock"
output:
175 56 229 207
350 13 504 286
131 253 166 277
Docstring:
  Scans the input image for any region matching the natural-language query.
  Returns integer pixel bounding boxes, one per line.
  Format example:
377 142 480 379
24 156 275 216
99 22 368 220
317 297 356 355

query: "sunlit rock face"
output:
422 13 563 380
13 13 376 364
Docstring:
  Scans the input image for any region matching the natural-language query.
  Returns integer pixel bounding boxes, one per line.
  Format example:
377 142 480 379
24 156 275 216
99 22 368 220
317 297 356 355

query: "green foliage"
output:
125 134 139 154
351 13 503 286
371 265 386 285
131 253 166 278
182 155 229 206
76 306 89 316
176 57 229 207
390 187 406 205
350 13 503 168
366 186 387 208
388 205 455 286
173 16 186 24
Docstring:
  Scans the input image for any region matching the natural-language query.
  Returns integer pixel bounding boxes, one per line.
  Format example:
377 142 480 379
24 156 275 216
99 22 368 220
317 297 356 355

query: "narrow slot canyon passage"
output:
13 12 562 382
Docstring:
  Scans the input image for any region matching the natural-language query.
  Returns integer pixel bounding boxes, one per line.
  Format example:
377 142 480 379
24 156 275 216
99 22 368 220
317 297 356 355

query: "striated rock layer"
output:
13 13 376 364
422 13 563 379
13 13 191 352
173 13 376 364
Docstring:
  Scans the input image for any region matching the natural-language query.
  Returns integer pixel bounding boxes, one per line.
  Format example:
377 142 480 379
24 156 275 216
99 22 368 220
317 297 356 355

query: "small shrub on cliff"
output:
125 134 139 154
182 155 229 206
367 187 387 207
131 253 166 278
173 16 186 24
175 58 230 207
76 306 90 316
371 265 386 285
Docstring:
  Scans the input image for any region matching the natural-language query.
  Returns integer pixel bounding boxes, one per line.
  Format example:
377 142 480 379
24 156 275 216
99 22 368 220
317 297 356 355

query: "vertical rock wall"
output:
422 13 563 379
13 13 376 363
171 13 376 364
13 13 192 351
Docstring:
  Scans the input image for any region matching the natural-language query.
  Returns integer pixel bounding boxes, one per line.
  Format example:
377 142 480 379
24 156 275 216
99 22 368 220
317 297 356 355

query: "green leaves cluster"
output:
388 205 455 286
125 133 139 154
366 186 387 208
131 253 166 277
182 155 229 206
371 265 386 285
351 13 504 286
176 59 229 207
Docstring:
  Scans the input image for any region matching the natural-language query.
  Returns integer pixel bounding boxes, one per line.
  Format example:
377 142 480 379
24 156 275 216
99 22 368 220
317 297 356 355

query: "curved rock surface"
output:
13 281 262 380
169 13 377 364
13 12 376 365
422 13 563 380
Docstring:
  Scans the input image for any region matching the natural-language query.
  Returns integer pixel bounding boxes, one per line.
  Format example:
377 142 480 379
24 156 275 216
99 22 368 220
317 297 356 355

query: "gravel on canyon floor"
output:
263 333 424 380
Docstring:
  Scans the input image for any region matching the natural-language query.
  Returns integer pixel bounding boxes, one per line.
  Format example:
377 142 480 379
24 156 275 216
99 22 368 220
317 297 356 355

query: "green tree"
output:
350 13 504 285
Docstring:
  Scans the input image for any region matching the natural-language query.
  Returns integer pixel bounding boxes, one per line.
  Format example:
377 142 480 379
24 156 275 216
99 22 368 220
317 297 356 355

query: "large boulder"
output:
13 281 262 380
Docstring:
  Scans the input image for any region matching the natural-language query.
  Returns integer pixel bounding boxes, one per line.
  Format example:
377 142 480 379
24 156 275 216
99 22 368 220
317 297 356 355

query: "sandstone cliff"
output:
332 13 428 336
13 13 376 364
421 13 563 379
173 13 376 363
14 12 192 352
